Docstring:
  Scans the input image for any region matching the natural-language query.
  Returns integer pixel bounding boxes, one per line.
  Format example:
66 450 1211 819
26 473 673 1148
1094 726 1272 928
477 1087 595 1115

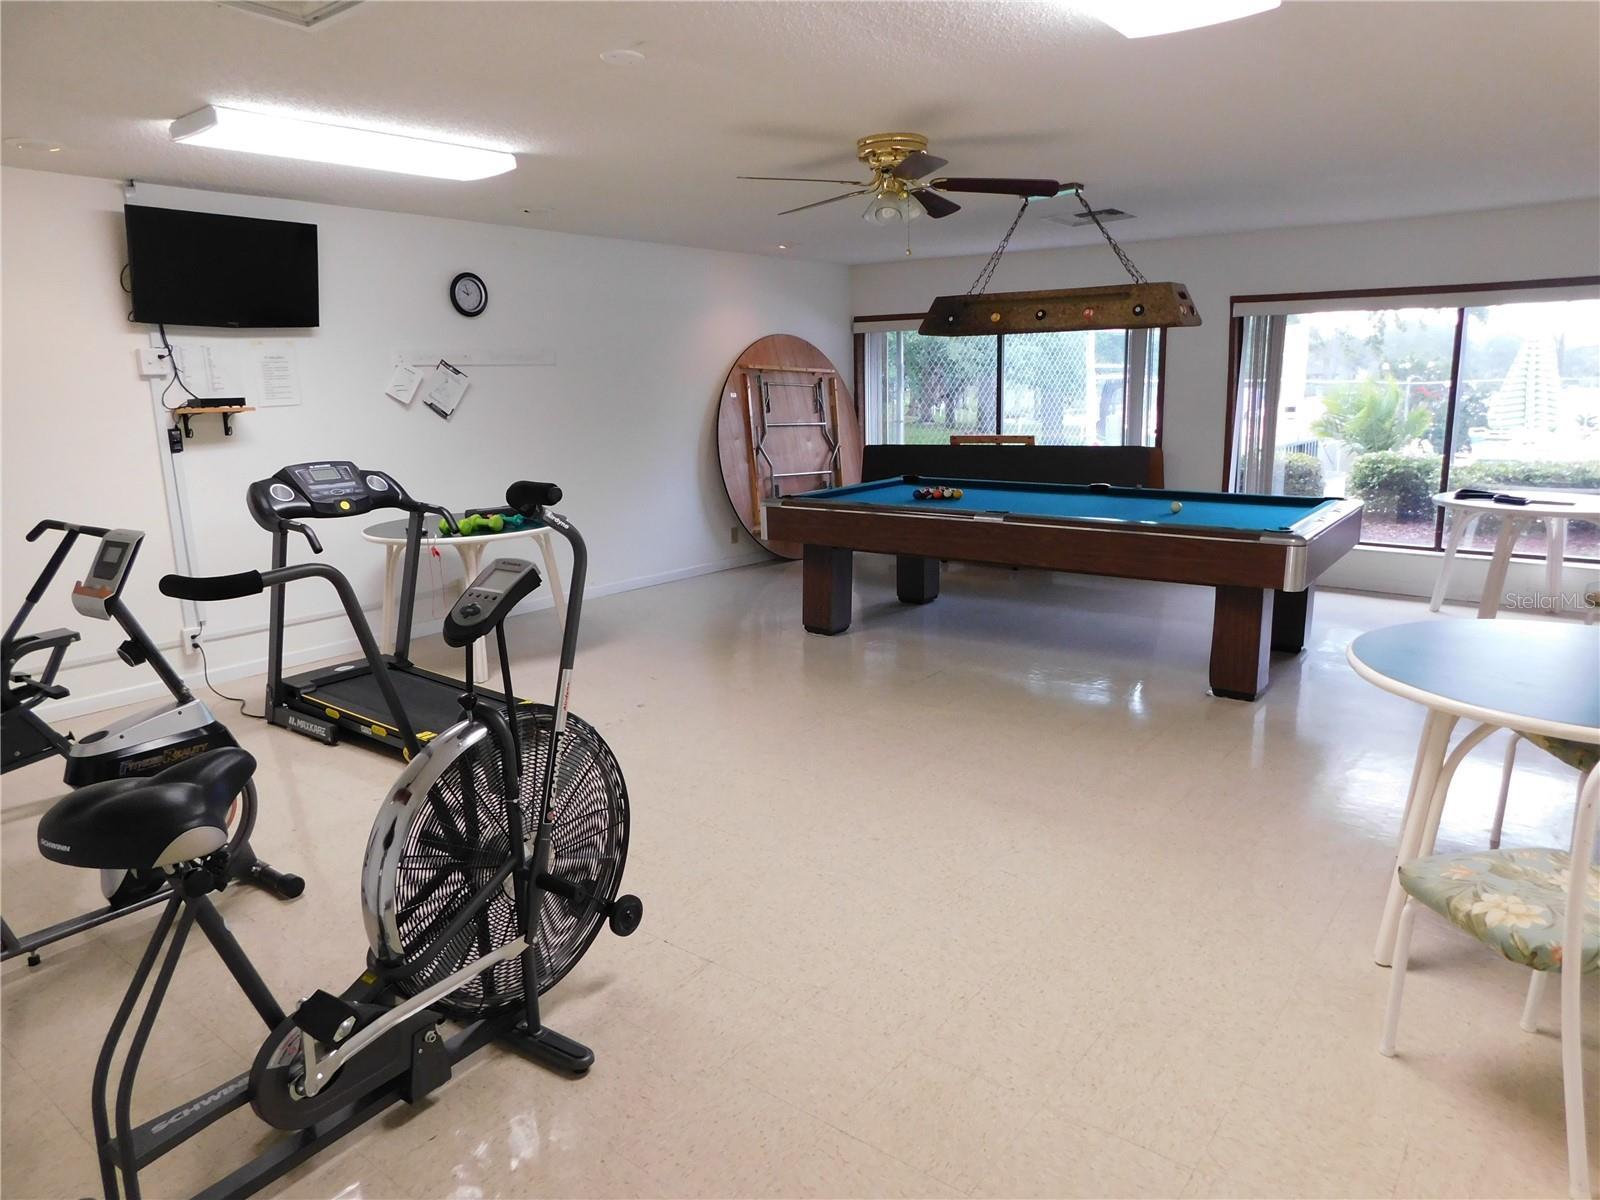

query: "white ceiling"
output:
2 1 1596 265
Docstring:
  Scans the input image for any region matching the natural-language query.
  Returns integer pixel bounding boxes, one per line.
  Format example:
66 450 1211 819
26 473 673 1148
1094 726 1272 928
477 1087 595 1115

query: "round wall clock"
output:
450 272 487 317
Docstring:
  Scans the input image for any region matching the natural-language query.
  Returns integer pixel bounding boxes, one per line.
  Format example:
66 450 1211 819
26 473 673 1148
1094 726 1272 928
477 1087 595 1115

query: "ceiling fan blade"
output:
739 175 871 185
777 187 875 216
889 151 949 180
911 189 961 219
931 177 1066 197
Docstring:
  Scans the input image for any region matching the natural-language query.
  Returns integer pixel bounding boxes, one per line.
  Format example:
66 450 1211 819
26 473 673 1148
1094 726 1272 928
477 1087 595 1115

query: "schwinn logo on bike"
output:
555 669 572 732
39 838 70 853
149 1076 249 1133
119 743 209 776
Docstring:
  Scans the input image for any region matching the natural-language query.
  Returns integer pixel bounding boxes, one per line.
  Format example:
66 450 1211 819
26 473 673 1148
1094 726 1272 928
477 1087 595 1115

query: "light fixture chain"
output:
1076 190 1146 284
966 199 1031 296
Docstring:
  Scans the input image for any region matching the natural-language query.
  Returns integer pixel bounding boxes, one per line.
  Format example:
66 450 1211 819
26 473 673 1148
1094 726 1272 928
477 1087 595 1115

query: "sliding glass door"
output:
1229 283 1599 557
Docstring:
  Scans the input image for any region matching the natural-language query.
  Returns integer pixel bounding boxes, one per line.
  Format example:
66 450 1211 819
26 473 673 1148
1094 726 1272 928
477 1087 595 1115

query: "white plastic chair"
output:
1380 770 1600 1199
1490 733 1597 851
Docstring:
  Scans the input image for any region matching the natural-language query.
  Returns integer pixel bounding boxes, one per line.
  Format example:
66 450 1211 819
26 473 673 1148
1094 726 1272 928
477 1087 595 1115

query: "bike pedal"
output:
292 990 361 1044
397 1024 452 1104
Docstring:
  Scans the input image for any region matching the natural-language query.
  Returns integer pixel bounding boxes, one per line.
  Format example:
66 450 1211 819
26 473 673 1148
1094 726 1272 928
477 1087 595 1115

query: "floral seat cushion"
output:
1399 847 1600 974
1526 734 1600 775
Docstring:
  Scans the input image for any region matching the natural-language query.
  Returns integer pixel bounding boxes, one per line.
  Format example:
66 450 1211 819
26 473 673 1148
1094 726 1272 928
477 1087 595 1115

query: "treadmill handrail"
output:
261 563 422 757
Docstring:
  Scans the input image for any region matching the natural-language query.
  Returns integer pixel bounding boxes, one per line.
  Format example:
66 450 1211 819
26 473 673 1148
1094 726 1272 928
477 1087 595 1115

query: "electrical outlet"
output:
184 626 203 651
167 428 184 454
137 348 170 378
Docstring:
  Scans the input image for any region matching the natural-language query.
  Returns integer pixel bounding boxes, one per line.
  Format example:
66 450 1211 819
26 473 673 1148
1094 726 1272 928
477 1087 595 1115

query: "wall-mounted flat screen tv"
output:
125 205 319 328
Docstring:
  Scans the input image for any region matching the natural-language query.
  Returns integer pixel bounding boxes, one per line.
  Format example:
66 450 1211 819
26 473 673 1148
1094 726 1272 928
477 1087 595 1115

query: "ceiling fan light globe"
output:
864 196 915 225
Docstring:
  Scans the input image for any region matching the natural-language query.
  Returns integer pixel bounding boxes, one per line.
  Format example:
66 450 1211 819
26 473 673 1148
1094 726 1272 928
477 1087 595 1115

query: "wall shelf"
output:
172 406 253 438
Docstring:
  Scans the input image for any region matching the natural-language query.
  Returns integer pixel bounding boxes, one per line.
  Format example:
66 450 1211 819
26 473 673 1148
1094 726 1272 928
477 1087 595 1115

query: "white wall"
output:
1 167 850 716
851 199 1600 601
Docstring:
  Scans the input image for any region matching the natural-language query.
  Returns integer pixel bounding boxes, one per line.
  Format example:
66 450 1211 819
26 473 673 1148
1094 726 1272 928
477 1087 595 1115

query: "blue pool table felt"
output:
798 477 1343 533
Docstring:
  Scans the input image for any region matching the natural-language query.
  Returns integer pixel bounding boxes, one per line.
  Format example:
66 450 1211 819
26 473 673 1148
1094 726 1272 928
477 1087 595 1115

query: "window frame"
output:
1223 275 1600 559
852 314 1167 449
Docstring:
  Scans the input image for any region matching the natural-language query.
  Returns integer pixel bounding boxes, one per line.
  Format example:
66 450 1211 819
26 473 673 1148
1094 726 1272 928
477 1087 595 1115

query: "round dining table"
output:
363 515 566 680
1348 619 1599 965
1428 489 1600 619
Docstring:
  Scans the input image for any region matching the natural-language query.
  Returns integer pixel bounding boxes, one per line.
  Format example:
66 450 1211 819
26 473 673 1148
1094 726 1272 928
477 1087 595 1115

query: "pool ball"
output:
1170 501 1183 514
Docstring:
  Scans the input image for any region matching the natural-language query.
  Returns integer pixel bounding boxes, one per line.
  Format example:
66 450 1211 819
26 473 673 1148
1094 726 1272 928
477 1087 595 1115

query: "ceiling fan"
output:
740 132 1076 224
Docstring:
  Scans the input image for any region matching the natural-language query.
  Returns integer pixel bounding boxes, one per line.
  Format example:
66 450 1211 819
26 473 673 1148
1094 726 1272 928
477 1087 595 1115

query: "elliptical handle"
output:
427 506 461 536
285 521 324 555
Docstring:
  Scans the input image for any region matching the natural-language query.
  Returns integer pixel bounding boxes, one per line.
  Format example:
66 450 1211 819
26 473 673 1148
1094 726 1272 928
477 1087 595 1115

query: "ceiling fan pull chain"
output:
966 198 1032 295
1076 190 1147 285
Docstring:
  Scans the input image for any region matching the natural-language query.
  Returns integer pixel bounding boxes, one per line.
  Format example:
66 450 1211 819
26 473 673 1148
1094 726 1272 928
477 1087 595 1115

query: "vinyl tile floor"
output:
2 558 1595 1199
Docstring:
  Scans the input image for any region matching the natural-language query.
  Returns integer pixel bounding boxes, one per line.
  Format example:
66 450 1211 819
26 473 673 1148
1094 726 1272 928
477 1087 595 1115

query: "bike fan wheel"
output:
384 706 630 1018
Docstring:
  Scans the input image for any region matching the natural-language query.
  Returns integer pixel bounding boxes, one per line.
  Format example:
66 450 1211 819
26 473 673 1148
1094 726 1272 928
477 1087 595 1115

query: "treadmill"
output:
251 461 522 754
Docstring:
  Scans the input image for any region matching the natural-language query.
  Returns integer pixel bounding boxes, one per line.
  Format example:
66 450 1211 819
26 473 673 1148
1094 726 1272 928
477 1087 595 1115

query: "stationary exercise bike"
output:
37 482 641 1200
2 521 301 966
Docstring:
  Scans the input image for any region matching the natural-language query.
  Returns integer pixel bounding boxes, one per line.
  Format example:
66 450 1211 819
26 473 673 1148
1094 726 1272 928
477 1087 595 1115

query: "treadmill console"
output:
71 529 143 621
247 461 418 529
443 558 543 648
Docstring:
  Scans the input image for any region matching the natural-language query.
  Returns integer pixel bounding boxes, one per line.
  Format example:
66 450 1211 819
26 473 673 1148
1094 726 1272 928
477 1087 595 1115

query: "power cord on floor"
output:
197 640 262 720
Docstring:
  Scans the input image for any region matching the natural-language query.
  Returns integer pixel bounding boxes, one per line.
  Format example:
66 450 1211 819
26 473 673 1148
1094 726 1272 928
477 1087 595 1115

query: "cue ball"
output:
1170 501 1183 513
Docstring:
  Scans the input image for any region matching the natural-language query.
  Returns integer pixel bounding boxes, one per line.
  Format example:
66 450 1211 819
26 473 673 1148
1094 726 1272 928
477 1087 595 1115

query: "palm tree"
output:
1312 379 1433 454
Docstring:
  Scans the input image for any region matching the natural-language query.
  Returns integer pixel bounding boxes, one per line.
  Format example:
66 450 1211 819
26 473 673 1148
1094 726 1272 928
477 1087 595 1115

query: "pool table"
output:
761 476 1364 700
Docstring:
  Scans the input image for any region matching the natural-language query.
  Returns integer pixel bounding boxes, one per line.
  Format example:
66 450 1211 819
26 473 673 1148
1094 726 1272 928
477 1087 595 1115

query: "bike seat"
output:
37 748 256 871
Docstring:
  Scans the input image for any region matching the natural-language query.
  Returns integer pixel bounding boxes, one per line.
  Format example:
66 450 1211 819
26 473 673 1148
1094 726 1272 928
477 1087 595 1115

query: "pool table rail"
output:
763 492 1363 593
761 481 1364 701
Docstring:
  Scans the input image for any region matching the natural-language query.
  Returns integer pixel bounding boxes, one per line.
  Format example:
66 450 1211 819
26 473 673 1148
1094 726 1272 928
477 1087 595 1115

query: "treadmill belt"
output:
299 668 519 742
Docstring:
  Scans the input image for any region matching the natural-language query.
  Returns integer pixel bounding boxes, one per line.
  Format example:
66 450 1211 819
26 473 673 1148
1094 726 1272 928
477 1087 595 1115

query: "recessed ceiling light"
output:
599 48 646 66
225 1 361 28
170 105 515 180
777 244 788 250
4 137 63 153
1077 0 1279 38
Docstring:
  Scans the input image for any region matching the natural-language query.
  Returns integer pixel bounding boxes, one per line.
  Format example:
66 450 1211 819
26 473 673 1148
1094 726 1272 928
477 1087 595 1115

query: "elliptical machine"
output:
2 521 302 965
37 482 641 1200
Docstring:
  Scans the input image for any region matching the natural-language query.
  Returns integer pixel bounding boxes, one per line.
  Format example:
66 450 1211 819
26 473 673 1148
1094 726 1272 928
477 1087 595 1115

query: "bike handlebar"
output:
27 519 112 542
506 481 563 513
160 570 264 602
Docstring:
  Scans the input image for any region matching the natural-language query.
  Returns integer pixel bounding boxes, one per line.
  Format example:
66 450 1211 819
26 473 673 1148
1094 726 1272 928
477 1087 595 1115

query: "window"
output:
1228 281 1599 557
859 325 1162 447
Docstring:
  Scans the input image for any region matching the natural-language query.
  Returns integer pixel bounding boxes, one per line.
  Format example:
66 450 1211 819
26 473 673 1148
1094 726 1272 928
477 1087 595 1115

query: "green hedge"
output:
1449 460 1600 490
1280 452 1325 496
1346 455 1599 517
1347 452 1440 518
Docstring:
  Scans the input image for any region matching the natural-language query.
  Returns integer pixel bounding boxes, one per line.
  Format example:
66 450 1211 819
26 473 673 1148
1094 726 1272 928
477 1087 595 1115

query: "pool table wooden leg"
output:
896 555 940 604
1210 586 1273 700
803 544 853 634
1271 585 1315 653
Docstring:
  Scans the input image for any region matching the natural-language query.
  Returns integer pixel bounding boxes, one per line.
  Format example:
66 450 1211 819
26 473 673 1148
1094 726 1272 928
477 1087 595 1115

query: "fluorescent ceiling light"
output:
170 105 515 181
1079 0 1279 38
